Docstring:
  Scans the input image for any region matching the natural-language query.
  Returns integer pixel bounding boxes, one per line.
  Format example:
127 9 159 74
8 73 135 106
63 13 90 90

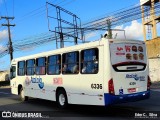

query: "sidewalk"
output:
0 86 10 89
150 81 160 89
151 89 160 92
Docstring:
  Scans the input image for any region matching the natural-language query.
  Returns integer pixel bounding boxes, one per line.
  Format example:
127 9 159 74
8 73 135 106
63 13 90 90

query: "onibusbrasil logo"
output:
1 111 46 118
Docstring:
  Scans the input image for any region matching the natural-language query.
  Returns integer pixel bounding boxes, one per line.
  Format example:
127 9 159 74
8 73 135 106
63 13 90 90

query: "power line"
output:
60 0 76 6
14 0 70 24
83 2 160 28
14 5 46 23
83 3 140 24
0 1 160 59
12 2 160 51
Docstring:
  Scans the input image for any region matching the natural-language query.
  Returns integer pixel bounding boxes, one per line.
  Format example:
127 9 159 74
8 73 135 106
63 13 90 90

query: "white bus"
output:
10 38 150 108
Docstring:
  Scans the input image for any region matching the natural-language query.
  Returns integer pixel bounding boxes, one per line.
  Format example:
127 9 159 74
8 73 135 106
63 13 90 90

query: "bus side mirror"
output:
10 66 16 72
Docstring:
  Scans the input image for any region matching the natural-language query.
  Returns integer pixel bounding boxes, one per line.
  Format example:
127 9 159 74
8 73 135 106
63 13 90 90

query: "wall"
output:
149 58 160 81
0 71 9 81
145 37 160 58
145 37 160 81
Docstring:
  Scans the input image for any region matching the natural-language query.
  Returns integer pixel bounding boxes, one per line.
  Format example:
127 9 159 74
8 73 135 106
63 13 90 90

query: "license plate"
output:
128 88 136 93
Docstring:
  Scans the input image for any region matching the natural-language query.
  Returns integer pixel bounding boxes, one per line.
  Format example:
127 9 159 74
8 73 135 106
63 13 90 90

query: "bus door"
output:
10 65 18 94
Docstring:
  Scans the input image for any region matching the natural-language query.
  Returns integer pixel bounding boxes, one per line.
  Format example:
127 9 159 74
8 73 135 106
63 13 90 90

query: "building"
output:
0 71 9 81
141 0 160 81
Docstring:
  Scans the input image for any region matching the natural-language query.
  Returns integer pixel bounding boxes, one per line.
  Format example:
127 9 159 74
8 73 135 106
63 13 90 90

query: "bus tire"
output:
20 88 28 101
56 89 68 108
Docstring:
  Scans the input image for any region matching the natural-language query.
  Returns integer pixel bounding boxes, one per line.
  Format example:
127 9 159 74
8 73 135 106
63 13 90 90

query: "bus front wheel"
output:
20 88 28 101
56 90 68 108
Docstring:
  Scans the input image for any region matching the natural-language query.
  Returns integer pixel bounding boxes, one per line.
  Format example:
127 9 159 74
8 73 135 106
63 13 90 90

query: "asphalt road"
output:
0 88 160 120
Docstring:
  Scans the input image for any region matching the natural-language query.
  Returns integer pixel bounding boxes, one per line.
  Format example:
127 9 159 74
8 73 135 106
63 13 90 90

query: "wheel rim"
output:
59 94 65 106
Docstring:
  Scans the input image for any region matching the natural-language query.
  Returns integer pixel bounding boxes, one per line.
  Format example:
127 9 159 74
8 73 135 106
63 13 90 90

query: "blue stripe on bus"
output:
104 91 150 106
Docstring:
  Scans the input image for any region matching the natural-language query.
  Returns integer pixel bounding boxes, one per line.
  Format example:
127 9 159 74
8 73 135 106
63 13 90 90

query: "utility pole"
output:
106 19 112 39
1 16 15 61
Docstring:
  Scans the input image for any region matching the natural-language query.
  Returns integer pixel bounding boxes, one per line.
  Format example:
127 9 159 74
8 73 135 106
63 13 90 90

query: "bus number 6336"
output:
91 84 102 89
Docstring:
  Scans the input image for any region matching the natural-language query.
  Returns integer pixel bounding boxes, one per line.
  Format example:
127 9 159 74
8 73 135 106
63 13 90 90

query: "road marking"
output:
0 92 11 95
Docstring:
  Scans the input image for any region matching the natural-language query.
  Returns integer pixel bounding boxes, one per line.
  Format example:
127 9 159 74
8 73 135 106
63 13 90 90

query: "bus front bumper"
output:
104 91 150 106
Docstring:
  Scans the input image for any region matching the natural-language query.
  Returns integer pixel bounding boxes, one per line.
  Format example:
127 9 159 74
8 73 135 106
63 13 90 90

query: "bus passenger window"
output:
62 51 79 74
18 61 25 76
47 55 61 75
26 59 35 75
36 57 46 75
81 48 99 74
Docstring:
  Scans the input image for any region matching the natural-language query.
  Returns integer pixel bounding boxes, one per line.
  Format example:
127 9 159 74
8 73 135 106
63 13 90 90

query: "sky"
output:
0 0 159 70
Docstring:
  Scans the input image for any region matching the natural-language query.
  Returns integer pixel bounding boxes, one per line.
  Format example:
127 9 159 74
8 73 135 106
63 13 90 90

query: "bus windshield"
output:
10 66 16 79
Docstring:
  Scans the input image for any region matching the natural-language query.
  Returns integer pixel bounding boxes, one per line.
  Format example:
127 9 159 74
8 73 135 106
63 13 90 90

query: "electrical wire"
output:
0 1 160 59
11 3 160 51
61 0 76 6
14 0 70 24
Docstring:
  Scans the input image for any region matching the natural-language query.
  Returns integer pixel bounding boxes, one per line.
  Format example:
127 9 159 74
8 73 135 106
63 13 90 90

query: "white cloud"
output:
0 30 8 42
125 20 143 39
85 31 98 39
0 45 7 52
112 20 143 40
114 25 123 30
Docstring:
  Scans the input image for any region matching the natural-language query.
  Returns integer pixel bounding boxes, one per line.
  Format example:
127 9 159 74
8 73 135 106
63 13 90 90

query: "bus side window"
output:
81 48 99 74
18 61 25 76
26 59 35 75
10 66 16 79
62 51 79 74
47 54 61 75
36 57 46 75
